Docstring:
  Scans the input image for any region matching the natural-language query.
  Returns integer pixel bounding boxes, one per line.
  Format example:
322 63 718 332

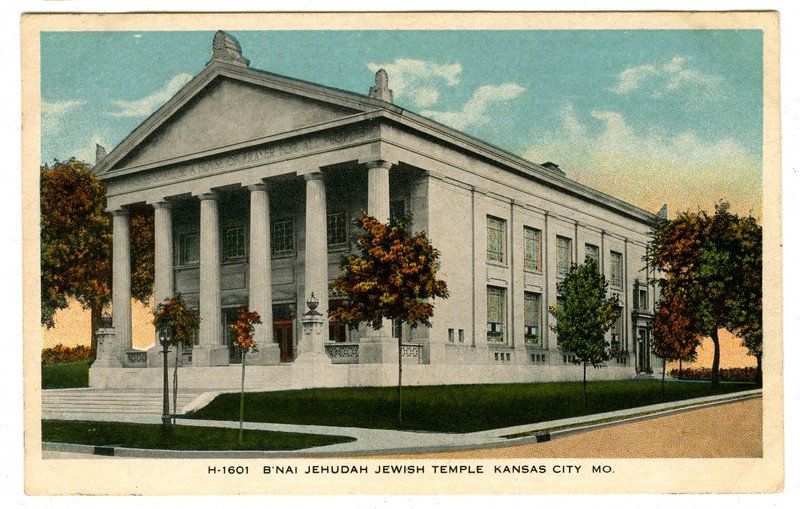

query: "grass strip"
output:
42 361 91 389
188 380 755 433
42 420 355 451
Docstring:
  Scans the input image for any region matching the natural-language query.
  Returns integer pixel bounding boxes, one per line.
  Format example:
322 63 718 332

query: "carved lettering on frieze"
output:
108 124 374 195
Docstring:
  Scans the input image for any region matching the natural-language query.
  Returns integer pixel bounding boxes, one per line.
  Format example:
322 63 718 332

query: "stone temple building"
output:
89 31 661 390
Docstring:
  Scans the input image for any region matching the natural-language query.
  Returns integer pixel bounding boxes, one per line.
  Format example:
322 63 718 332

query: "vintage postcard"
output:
21 11 782 496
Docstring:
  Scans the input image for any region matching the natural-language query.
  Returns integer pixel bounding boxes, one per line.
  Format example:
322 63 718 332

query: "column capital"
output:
197 191 218 202
365 160 393 171
111 208 129 217
303 171 325 182
247 182 270 192
152 201 173 210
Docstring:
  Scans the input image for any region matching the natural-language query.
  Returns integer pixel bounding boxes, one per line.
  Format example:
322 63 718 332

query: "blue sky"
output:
40 30 763 217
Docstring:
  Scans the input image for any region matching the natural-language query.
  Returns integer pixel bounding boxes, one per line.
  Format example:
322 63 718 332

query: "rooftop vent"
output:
541 162 560 171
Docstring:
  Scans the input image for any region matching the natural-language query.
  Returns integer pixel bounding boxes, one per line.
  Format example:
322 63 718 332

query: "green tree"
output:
40 158 155 351
651 285 700 393
548 256 620 407
152 294 200 423
650 202 762 387
331 213 449 423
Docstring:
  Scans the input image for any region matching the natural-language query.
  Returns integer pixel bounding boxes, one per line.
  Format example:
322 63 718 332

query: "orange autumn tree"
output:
41 158 155 351
332 213 448 423
652 285 700 392
230 306 261 443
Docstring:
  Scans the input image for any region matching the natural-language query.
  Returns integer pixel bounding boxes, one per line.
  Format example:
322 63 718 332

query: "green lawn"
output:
42 420 355 451
188 381 755 433
41 361 91 389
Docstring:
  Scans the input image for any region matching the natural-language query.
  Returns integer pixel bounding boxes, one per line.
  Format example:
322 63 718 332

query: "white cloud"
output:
422 83 525 131
524 103 760 217
367 59 461 108
611 56 723 99
41 99 86 133
109 73 193 118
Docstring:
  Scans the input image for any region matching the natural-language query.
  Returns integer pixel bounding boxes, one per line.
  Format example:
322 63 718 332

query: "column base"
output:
92 354 122 368
192 345 230 367
246 344 281 366
359 335 399 364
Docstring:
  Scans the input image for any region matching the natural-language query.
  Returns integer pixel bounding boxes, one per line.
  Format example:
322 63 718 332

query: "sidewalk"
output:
42 389 761 458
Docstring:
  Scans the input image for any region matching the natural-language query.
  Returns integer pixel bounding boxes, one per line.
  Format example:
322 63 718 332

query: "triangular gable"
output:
96 61 378 176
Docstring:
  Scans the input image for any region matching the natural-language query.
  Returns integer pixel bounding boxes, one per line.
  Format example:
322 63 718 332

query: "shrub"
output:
669 366 757 383
42 343 95 365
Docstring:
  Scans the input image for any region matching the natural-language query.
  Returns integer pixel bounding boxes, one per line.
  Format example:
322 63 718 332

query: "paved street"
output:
375 397 763 459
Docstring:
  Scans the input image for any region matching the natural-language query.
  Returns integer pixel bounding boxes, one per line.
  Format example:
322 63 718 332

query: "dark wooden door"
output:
273 318 294 362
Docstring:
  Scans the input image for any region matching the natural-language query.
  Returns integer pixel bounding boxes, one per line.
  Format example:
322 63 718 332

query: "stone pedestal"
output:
192 345 229 367
359 334 399 364
93 327 122 368
245 343 281 366
294 314 328 364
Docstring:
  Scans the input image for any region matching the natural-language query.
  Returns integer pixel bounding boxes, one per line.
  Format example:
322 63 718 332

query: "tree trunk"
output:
756 354 763 387
239 350 247 445
679 359 683 380
398 333 403 425
172 343 180 425
90 303 102 355
583 361 587 409
710 328 721 387
661 357 667 396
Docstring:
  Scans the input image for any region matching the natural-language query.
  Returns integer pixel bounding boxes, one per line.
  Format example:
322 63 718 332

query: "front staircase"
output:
41 388 206 418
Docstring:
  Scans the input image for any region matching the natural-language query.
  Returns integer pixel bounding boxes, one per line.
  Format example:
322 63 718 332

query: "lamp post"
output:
158 324 173 427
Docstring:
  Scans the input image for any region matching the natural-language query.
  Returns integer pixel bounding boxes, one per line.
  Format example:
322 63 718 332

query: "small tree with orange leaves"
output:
230 306 261 443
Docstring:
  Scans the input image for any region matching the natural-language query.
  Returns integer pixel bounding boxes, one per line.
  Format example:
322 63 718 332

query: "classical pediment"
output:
107 73 370 174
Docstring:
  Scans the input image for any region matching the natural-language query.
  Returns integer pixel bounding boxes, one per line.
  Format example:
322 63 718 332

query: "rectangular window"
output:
223 227 246 261
179 233 200 265
448 328 455 342
458 329 465 343
272 219 294 255
556 296 566 344
585 243 599 264
486 286 506 342
524 292 542 344
327 212 348 247
639 288 648 310
610 251 623 287
524 226 542 271
611 315 623 348
556 236 572 278
487 216 506 263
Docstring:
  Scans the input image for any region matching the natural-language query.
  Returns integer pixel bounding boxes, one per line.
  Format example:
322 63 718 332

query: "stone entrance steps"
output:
42 388 205 417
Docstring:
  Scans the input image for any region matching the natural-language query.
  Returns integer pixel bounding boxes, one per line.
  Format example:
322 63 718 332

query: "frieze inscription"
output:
108 124 375 195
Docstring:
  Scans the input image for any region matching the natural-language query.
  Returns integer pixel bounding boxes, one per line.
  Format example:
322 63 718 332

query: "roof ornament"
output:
368 68 394 103
657 204 669 220
208 30 250 67
95 144 107 164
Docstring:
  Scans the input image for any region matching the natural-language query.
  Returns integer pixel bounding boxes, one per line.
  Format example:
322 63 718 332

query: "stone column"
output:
359 160 397 364
367 160 391 222
297 172 329 362
147 201 174 367
195 192 228 366
248 183 279 365
111 209 132 364
153 201 174 306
